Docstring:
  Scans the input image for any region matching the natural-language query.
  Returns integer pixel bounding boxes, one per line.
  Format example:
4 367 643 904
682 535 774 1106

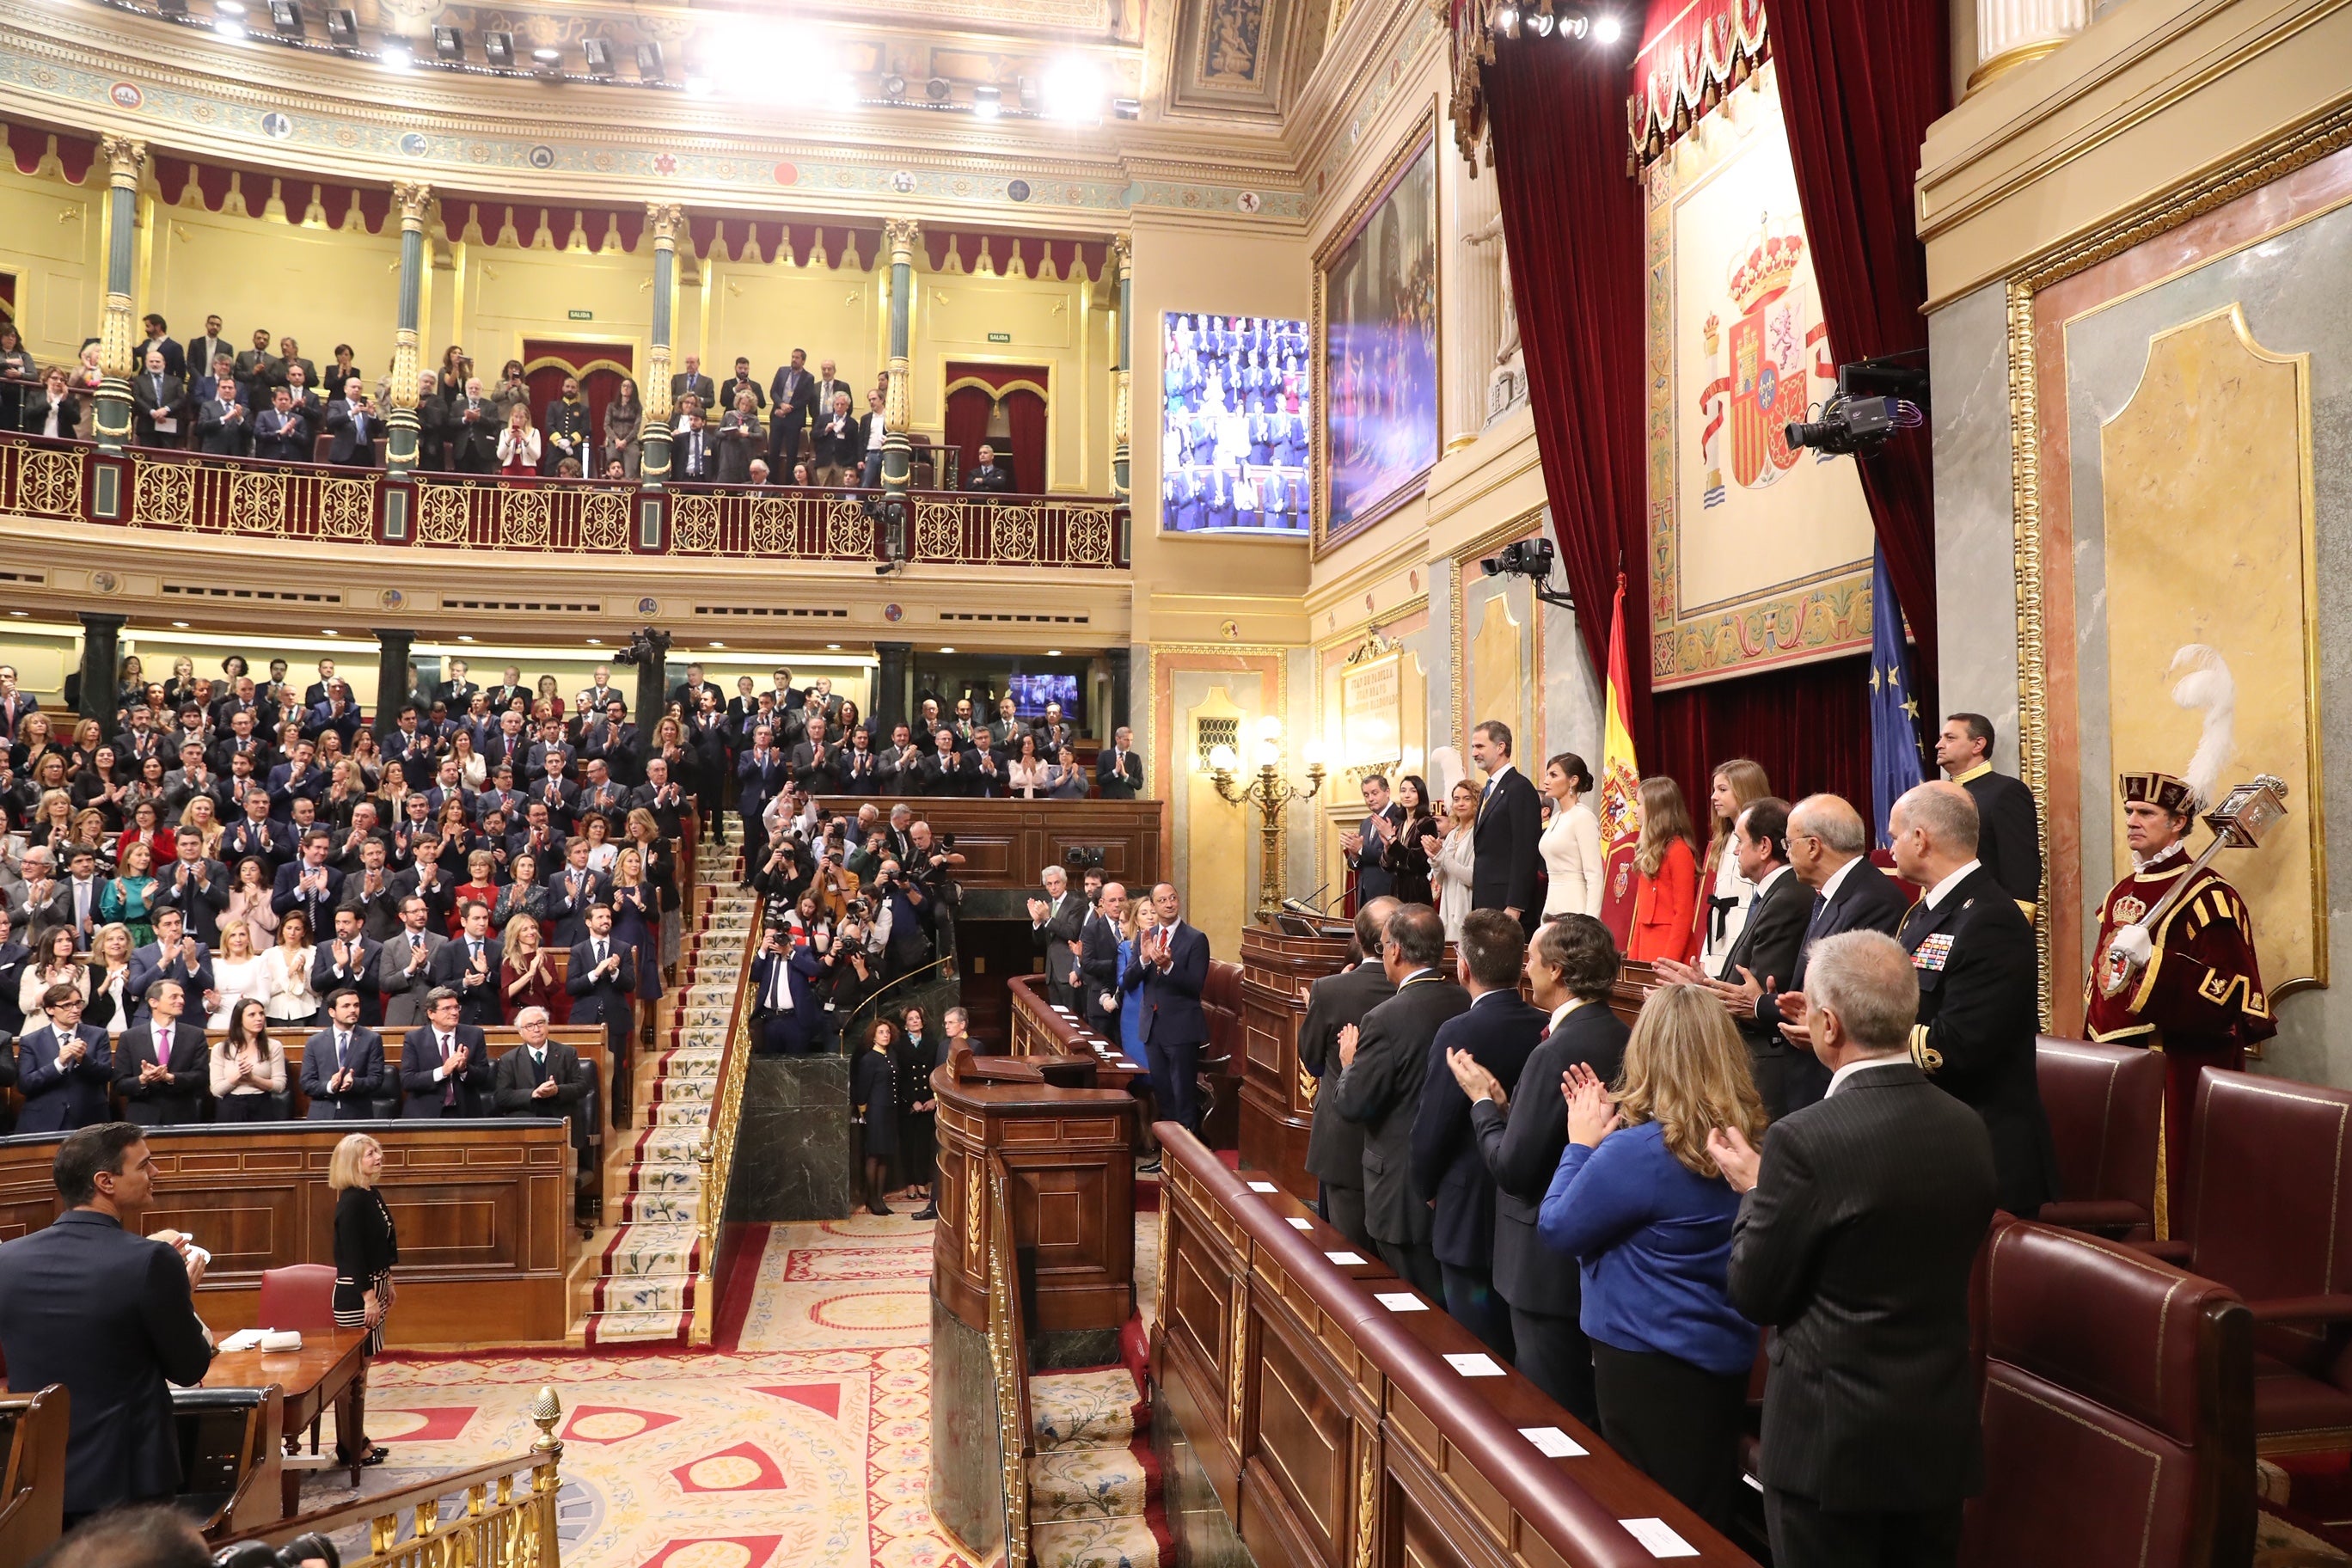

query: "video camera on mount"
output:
612 626 672 667
1785 356 1929 458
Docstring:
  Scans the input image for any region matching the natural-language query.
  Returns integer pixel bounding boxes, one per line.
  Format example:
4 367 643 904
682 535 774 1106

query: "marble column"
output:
1971 0 2091 91
384 182 432 475
76 613 125 722
371 629 413 739
640 203 683 487
1106 646 1131 734
633 641 669 733
1110 233 1132 502
880 218 921 519
875 641 911 734
93 136 145 455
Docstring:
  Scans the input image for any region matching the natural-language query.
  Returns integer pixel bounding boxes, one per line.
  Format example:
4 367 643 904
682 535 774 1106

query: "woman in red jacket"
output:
1626 776 1700 963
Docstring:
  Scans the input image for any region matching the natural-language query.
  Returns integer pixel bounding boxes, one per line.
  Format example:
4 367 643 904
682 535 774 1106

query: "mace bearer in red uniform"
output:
2087 764 2282 1204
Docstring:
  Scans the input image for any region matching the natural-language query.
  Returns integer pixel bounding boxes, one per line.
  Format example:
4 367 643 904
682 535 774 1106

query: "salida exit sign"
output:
568 309 594 321
987 332 1011 343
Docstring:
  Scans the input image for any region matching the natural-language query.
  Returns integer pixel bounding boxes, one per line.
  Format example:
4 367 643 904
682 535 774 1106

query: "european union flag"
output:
1869 543 1927 848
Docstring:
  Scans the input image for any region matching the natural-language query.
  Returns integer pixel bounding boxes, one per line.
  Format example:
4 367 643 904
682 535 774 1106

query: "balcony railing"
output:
0 434 1130 569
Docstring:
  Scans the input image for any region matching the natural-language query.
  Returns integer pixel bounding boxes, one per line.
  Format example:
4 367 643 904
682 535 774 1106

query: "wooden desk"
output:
0 1122 577 1345
932 1058 1136 1335
1007 975 1148 1093
200 1026 611 1120
1234 926 1355 1203
205 1327 370 1516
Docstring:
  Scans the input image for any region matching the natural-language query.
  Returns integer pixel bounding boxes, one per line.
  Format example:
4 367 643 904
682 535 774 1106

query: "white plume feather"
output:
1428 745 1467 800
2166 644 2236 809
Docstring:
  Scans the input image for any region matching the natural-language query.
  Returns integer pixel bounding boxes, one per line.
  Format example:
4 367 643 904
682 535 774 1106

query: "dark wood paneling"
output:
1236 928 1355 1204
814 796 1164 893
0 1122 575 1345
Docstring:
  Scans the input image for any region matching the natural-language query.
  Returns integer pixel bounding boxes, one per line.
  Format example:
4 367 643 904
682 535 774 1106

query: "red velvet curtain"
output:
1003 389 1047 494
1770 0 1951 679
1651 656 1876 813
943 386 994 485
1483 40 1653 750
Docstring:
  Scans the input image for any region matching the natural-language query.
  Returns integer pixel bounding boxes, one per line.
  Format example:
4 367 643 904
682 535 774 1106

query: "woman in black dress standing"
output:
852 1017 902 1217
898 1004 940 1218
1380 773 1438 907
330 1132 397 1466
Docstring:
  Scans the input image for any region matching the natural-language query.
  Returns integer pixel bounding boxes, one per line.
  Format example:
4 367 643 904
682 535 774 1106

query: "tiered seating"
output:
579 817 753 1345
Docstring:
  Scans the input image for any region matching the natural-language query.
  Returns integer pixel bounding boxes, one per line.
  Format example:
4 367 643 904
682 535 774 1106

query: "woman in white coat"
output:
1539 751 1605 919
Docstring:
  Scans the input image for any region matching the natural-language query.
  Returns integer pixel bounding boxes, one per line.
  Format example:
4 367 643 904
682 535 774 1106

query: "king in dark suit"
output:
1120 885 1211 1142
1467 721 1543 928
0 1124 217 1519
1329 903 1470 1298
1298 898 1401 1253
1408 910 1545 1358
1715 929 1998 1568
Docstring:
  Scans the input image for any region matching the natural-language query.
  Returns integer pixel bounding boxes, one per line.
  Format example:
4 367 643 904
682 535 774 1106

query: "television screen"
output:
1159 313 1312 536
1008 674 1079 720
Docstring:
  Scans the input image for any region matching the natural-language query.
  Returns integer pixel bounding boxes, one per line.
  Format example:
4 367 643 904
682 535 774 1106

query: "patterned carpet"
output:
346 1216 968 1568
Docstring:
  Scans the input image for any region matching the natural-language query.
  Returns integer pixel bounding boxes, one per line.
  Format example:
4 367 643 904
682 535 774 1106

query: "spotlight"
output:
883 73 907 98
1016 76 1039 109
1491 4 1519 38
482 28 513 65
1591 11 1622 41
531 45 562 64
214 15 245 38
323 6 356 46
1556 9 1590 37
973 84 1001 119
430 24 462 58
1042 56 1104 121
635 40 665 78
158 0 187 15
1112 96 1141 119
583 36 616 76
1526 3 1553 38
269 0 303 34
380 39 413 70
215 1 246 14
683 74 713 95
925 76 952 101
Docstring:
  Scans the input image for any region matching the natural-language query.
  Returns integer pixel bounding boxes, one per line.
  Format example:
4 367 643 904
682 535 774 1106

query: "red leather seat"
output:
256 1263 339 1332
1961 1216 2253 1568
2158 1069 2352 1455
2036 1037 2164 1240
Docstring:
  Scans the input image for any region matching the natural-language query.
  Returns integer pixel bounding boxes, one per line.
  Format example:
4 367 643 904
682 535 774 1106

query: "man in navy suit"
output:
737 722 789 873
301 988 386 1118
252 385 309 462
1467 720 1543 930
273 829 344 933
112 978 211 1127
426 900 505 1027
325 377 381 466
0 1123 217 1521
1075 883 1127 1038
567 903 638 1062
1409 910 1547 1359
313 908 386 1026
1120 883 1210 1155
16 985 113 1133
125 908 212 1024
750 925 826 1054
401 988 493 1117
266 738 326 818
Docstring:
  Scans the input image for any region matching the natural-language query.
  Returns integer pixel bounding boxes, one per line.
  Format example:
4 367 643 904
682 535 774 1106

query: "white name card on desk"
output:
1286 1217 1313 1230
1620 1519 1698 1559
1325 1251 1366 1265
1247 1180 1279 1193
1520 1426 1586 1457
1374 1293 1426 1312
1444 1352 1505 1377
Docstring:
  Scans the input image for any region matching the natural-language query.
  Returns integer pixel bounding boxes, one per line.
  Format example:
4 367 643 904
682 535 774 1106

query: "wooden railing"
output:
689 894 763 1346
0 433 1130 568
0 1387 68 1565
224 1387 565 1568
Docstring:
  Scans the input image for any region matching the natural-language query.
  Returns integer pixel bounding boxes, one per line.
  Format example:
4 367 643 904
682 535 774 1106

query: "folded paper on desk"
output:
220 1328 307 1352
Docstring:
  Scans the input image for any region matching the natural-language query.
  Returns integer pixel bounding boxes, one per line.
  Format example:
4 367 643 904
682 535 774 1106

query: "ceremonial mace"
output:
2098 775 2289 999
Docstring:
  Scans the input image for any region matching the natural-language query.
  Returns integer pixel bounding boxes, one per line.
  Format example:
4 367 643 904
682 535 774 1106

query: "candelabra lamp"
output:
1208 716 1326 925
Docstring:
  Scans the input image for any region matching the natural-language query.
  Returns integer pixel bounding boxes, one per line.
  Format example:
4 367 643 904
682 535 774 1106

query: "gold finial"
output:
529 1385 563 1454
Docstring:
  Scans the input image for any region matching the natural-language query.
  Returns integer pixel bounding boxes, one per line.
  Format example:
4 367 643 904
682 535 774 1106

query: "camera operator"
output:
908 820 964 964
818 893 881 1050
867 859 934 984
750 821 813 911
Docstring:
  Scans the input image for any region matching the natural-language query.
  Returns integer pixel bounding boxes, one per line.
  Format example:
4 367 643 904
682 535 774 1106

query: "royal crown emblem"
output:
1696 212 1830 505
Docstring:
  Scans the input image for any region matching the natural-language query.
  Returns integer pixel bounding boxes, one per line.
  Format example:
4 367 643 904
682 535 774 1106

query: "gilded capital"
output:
884 217 922 263
1112 232 1133 273
647 203 684 245
100 135 145 188
393 181 432 229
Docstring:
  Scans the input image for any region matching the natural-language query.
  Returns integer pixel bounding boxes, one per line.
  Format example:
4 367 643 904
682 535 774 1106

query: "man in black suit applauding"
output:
1296 897 1397 1252
401 987 493 1117
1329 903 1470 1298
16 985 113 1133
1782 782 2055 1218
493 1005 592 1166
1340 775 1404 903
1467 720 1542 928
1935 712 2042 921
428 900 505 1026
1119 883 1210 1152
1097 726 1143 799
1076 882 1127 1038
112 980 210 1127
301 988 386 1119
1028 865 1087 1012
1409 910 1545 1357
0 1124 217 1522
1656 797 1809 1116
1712 930 1997 1568
1449 914 1627 1424
567 902 638 1062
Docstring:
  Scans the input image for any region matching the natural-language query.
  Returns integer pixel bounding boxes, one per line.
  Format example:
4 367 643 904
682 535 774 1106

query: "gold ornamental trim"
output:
1225 1272 1248 1443
990 504 1038 563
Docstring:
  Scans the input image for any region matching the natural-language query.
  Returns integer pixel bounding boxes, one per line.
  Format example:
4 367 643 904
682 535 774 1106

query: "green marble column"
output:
640 203 683 489
880 218 921 503
384 182 432 474
92 136 145 455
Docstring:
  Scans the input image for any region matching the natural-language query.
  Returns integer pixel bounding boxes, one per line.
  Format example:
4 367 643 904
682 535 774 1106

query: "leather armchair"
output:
1198 959 1245 1143
2152 1069 2352 1455
2036 1036 2164 1239
1963 1215 2254 1568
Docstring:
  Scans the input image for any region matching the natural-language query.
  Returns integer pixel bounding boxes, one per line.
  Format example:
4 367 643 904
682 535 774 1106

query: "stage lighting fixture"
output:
432 25 462 58
925 76 952 101
884 73 908 98
323 7 357 46
269 0 303 35
158 0 189 16
380 37 413 69
214 15 245 37
1491 4 1520 39
483 28 514 65
635 41 665 79
1591 11 1622 40
531 45 562 64
1112 96 1141 119
583 36 616 76
1526 3 1553 38
1042 57 1104 121
973 84 1001 119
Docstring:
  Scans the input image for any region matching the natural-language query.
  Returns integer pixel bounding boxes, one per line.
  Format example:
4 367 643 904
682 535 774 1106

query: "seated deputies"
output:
253 387 310 463
113 977 211 1125
493 1005 592 1166
324 377 382 466
301 987 387 1119
965 442 1014 493
1097 726 1143 799
427 900 505 1027
566 902 636 1059
211 996 290 1120
400 986 492 1116
1536 985 1764 1534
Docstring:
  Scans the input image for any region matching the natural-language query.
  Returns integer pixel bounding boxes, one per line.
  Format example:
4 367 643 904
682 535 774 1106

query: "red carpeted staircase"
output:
1026 1321 1172 1568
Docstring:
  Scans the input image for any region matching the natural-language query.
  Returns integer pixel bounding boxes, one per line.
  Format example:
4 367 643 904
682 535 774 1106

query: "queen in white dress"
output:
1539 752 1605 919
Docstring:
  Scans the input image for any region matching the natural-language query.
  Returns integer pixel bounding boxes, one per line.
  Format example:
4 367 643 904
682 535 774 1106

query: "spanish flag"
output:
1595 573 1643 946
